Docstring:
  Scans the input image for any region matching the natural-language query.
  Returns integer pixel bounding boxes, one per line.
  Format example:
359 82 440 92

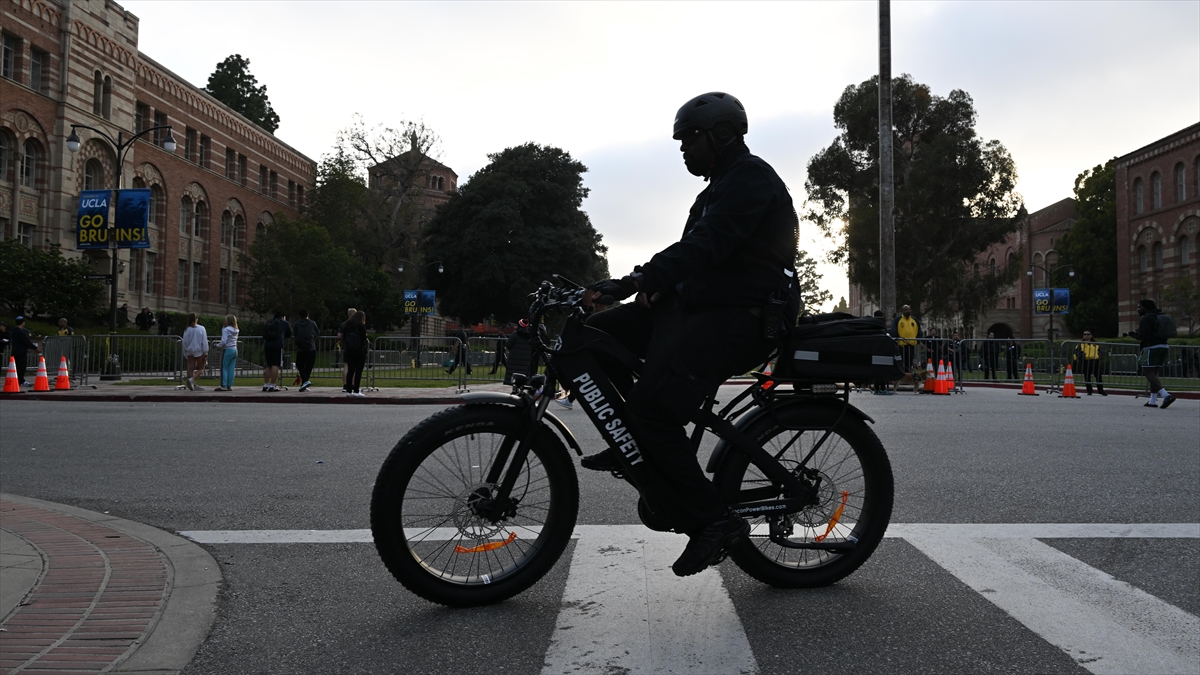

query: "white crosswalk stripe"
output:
179 523 1200 675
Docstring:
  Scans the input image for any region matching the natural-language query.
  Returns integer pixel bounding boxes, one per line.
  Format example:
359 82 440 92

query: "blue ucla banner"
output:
404 290 437 315
115 189 151 249
76 190 110 249
1033 288 1070 315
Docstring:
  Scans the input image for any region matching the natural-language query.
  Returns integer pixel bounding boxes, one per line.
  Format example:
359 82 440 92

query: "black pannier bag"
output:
776 315 904 381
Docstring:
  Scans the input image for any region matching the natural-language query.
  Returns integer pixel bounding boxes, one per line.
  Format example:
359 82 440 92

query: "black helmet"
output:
673 92 748 140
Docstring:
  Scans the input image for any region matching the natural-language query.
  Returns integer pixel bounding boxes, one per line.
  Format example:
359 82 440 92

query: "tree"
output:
1057 160 1118 338
795 249 832 312
803 74 1024 325
1161 277 1200 337
422 143 610 323
0 240 105 319
335 115 442 271
206 55 280 133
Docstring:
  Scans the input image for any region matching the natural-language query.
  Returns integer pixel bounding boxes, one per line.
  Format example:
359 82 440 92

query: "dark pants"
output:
1079 358 1103 394
1007 356 1020 380
344 349 366 392
983 356 998 380
14 351 28 383
297 350 316 382
447 345 472 374
585 298 771 534
900 344 916 372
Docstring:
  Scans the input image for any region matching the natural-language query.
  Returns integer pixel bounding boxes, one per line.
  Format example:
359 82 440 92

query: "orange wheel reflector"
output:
814 491 850 543
455 531 517 554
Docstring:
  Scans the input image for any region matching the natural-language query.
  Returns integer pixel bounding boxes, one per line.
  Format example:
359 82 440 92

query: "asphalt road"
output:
1 388 1197 674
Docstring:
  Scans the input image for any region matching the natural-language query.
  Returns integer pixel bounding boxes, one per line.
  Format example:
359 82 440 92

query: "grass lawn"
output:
113 376 463 389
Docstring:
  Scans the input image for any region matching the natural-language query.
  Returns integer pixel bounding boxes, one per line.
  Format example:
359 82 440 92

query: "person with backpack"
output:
292 309 319 392
262 311 292 392
1125 298 1177 408
338 310 368 397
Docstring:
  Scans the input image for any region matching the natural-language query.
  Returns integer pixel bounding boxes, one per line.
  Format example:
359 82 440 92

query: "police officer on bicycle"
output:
584 92 801 577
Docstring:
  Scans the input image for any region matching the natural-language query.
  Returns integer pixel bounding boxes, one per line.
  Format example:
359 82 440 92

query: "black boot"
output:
580 448 621 472
1098 385 1107 396
672 512 750 577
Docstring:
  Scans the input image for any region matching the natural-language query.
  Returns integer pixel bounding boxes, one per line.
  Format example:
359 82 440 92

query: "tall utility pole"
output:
878 0 896 322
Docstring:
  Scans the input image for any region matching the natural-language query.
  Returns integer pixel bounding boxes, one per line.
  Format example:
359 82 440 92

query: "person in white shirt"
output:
182 313 209 391
215 315 240 391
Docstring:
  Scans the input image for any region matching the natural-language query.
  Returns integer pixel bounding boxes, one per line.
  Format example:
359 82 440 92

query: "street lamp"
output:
393 259 443 338
67 123 176 334
1027 263 1074 341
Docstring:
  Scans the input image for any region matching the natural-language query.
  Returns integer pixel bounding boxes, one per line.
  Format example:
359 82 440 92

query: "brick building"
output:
1114 123 1200 335
1 0 314 319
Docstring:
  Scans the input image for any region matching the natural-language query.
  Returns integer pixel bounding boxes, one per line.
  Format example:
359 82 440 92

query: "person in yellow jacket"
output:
893 304 921 372
1074 330 1106 396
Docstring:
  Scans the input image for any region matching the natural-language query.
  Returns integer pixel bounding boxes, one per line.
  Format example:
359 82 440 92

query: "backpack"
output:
342 327 362 351
264 319 280 341
1156 313 1179 339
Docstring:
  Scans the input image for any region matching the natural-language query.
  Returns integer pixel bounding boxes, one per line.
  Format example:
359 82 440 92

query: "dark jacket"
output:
263 319 292 349
1132 310 1168 349
10 326 36 353
637 143 799 315
292 319 319 351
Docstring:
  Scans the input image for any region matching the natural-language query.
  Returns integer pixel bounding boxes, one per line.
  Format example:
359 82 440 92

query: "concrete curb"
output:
0 493 221 675
2 392 465 405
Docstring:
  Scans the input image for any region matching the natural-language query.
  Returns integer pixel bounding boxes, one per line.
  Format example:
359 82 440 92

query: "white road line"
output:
540 527 756 675
178 523 1200 544
906 535 1200 675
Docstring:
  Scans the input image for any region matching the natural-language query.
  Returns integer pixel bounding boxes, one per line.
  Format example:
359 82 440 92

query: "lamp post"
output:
1026 263 1074 341
67 123 176 333
394 260 443 338
68 123 174 381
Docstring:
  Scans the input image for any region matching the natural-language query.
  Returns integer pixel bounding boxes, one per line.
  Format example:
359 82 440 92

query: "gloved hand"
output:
588 276 639 304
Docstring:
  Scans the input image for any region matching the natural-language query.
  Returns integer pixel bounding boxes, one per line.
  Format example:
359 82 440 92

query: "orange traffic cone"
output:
923 358 936 393
1019 362 1039 396
935 360 949 395
947 361 956 392
33 356 50 391
54 356 71 390
3 357 19 393
1060 364 1080 398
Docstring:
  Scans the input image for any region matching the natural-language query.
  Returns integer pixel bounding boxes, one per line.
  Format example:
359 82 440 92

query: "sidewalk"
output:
0 494 219 674
0 380 513 405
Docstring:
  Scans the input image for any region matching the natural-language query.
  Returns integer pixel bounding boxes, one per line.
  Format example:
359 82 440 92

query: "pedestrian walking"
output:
261 311 292 392
981 331 1000 380
894 304 920 372
1074 330 1106 396
214 315 239 391
1126 299 1176 408
339 310 368 396
446 327 472 375
292 309 319 392
135 307 155 332
181 313 208 391
9 316 38 387
1005 338 1022 380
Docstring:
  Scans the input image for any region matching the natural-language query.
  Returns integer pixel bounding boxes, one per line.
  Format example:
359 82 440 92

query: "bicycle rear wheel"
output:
371 404 579 606
713 403 893 588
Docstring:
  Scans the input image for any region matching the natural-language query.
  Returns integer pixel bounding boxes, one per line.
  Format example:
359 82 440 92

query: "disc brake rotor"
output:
451 483 506 540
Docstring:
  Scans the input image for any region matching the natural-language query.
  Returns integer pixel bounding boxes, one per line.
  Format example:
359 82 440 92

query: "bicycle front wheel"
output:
371 404 579 606
713 403 893 588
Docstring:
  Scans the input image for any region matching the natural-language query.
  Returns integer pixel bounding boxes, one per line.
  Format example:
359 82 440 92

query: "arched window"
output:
1134 178 1144 214
1152 241 1163 269
221 211 232 245
102 76 112 120
233 215 245 249
179 196 192 234
1177 163 1187 203
93 71 103 116
1181 236 1191 265
20 139 39 188
150 185 165 228
84 159 105 191
1138 245 1147 272
194 201 207 238
1151 172 1162 210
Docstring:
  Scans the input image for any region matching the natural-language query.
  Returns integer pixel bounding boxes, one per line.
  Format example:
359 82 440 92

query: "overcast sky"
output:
122 0 1199 309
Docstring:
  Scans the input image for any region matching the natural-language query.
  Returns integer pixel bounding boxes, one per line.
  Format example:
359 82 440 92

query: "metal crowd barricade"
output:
1058 341 1200 393
465 337 509 385
41 335 89 387
85 334 185 381
369 337 465 388
954 339 1056 387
